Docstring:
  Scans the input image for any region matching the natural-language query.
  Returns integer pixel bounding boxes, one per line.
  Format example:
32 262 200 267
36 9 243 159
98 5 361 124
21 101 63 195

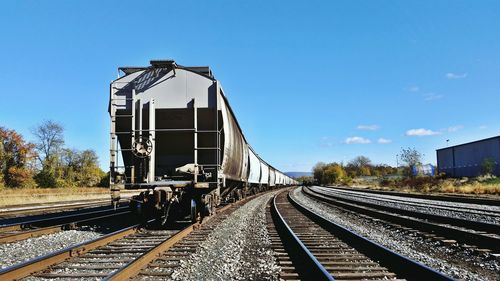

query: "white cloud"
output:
405 128 441 137
357 124 380 131
446 72 467 79
479 125 488 130
377 138 392 144
447 125 463 132
345 136 371 144
408 86 420 92
423 93 444 101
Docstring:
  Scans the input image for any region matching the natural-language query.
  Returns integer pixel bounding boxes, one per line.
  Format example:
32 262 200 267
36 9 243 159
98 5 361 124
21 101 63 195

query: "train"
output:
109 59 297 223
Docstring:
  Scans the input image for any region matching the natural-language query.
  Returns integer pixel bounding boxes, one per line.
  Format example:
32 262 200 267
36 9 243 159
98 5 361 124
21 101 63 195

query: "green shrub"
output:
482 158 496 176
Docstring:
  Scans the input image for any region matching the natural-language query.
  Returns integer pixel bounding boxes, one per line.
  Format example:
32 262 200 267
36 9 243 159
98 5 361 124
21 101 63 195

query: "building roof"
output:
436 135 500 151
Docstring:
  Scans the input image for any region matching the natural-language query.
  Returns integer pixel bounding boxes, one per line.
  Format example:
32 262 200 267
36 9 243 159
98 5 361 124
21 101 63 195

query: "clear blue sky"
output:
1 1 499 172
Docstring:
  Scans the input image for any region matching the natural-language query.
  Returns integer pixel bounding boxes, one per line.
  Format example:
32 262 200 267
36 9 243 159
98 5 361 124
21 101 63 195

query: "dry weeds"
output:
359 176 500 197
0 187 110 207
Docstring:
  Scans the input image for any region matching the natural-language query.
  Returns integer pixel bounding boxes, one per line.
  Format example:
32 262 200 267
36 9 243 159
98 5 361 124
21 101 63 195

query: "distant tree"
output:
372 164 396 177
313 162 326 183
482 158 496 176
296 176 314 186
346 156 372 177
312 162 348 185
36 148 105 188
34 154 65 187
323 164 346 184
399 147 422 177
32 121 66 187
32 120 64 164
0 127 37 188
359 166 371 176
76 150 104 187
349 156 372 168
399 147 422 167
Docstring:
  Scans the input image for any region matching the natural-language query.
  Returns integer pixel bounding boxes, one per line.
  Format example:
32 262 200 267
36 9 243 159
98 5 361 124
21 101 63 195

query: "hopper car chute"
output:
109 60 297 223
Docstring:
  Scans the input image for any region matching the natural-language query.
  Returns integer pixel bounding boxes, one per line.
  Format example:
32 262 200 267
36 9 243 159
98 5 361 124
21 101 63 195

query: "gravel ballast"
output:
292 187 500 281
169 190 283 280
0 230 101 269
312 186 500 225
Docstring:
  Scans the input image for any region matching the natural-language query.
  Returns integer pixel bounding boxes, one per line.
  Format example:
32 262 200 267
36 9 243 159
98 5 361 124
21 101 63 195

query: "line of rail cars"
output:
109 60 297 223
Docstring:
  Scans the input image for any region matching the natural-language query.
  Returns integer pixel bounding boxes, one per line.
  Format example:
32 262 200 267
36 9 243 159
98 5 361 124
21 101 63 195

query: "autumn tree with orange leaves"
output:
0 127 37 188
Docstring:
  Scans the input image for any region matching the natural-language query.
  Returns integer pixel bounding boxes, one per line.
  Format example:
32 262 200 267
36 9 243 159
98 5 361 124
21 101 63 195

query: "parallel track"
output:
270 189 453 281
0 199 116 219
330 186 500 207
305 186 500 253
0 206 131 243
321 187 500 218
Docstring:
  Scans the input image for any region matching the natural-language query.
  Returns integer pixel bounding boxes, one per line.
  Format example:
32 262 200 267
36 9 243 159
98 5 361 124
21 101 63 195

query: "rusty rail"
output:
0 209 131 244
0 199 114 218
0 220 151 281
105 198 242 280
271 191 333 280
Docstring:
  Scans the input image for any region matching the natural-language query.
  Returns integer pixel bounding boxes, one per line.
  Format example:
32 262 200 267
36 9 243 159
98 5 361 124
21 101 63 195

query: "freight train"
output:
109 60 297 223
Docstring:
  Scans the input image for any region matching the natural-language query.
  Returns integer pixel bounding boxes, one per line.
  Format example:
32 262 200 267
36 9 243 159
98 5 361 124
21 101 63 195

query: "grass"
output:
0 187 111 207
482 177 500 185
436 181 500 195
354 176 500 197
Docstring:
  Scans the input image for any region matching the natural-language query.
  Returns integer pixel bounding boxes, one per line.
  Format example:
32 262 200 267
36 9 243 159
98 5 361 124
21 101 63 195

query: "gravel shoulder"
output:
169 189 284 280
292 187 500 281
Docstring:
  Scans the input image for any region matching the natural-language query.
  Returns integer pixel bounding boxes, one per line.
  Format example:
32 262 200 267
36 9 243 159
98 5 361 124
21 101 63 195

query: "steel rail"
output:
106 192 264 280
288 190 454 281
329 186 500 206
321 187 500 217
104 225 193 280
309 187 500 234
271 193 334 280
0 219 153 281
0 205 129 231
0 199 115 218
0 209 131 244
304 187 500 252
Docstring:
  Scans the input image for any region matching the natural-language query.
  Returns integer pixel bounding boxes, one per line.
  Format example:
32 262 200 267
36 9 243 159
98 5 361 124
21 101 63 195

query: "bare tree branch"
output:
31 120 64 163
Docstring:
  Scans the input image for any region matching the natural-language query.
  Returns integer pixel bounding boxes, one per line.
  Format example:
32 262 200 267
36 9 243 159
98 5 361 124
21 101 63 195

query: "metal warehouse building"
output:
436 136 500 177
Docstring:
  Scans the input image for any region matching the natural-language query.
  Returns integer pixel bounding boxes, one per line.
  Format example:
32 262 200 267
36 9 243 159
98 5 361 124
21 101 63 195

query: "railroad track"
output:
330 186 500 207
321 186 500 219
120 200 248 280
0 192 258 280
0 218 163 280
304 186 500 254
268 189 453 281
0 206 131 244
0 199 122 219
